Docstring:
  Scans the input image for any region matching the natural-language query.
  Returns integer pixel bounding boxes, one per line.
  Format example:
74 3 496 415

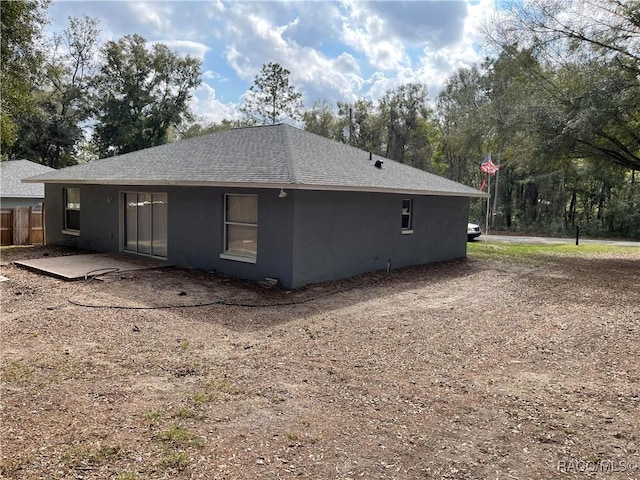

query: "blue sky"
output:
47 0 497 123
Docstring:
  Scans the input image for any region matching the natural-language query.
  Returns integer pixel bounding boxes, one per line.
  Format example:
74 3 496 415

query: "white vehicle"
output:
467 223 481 241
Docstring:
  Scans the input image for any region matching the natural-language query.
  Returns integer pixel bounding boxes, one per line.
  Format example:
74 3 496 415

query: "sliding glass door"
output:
123 192 167 258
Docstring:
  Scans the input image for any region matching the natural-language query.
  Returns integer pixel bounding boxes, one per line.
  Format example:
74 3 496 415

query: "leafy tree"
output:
336 99 383 153
9 15 100 167
438 46 640 238
302 101 341 140
240 62 302 125
436 66 486 183
540 60 640 170
487 0 640 170
93 34 202 157
180 119 237 139
379 83 434 168
489 0 640 74
0 0 49 155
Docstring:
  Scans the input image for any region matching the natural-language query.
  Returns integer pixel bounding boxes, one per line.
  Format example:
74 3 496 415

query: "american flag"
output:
480 154 499 175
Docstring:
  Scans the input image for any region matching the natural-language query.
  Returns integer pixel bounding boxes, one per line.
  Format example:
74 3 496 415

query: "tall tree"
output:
436 67 487 183
379 83 434 168
302 101 341 140
336 99 383 153
92 34 202 157
240 62 302 125
9 15 100 167
487 0 640 170
180 119 236 139
488 0 640 74
0 0 49 156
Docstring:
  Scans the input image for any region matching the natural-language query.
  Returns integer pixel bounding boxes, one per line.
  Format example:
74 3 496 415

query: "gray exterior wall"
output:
290 191 469 288
44 184 468 289
44 183 296 285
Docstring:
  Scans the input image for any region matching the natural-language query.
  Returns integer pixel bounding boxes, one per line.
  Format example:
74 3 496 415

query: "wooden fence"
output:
0 206 45 246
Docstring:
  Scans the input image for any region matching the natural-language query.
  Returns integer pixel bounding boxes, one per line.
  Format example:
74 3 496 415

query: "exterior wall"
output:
44 184 121 252
44 184 295 286
44 184 469 289
0 197 44 209
290 190 469 288
165 186 294 286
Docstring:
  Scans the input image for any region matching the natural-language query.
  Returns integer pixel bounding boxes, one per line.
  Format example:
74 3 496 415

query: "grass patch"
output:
0 456 32 476
155 425 203 448
116 472 149 480
143 409 165 425
59 443 126 470
188 390 215 405
467 241 639 260
0 359 35 383
160 449 189 471
185 374 244 406
1 355 83 389
171 406 204 420
206 375 244 396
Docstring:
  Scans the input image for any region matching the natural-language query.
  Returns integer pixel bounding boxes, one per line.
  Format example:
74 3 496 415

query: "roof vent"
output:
374 160 383 169
369 151 372 161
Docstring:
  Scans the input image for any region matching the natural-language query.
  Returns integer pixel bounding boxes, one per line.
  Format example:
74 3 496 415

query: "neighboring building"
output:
1 160 55 209
25 124 484 288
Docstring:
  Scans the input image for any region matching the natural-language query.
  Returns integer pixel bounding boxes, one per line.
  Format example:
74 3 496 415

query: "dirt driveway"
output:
1 245 639 479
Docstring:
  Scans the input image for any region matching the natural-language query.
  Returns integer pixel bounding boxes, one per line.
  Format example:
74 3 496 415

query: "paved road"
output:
478 234 640 247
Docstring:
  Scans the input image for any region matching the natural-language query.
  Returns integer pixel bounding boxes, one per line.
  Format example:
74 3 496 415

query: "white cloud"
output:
46 0 498 121
127 2 174 35
364 1 469 48
190 83 240 123
160 40 210 60
339 2 410 71
202 70 222 80
414 0 496 97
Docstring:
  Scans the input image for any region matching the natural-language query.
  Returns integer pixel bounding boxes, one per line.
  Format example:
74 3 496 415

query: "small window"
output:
222 194 258 262
401 199 413 233
64 187 80 232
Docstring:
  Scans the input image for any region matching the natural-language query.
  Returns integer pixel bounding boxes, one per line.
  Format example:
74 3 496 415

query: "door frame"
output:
120 191 168 259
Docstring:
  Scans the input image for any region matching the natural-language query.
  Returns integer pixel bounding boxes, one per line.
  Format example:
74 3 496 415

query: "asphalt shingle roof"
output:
1 160 55 198
24 124 484 197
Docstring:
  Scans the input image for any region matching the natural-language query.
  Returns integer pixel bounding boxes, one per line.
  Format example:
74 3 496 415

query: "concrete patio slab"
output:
14 253 170 280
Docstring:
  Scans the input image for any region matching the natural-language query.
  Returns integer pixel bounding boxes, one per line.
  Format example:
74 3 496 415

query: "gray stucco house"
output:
25 124 483 288
1 160 55 209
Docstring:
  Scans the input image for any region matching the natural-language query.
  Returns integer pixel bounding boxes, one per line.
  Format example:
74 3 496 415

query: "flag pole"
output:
491 150 501 229
484 171 490 246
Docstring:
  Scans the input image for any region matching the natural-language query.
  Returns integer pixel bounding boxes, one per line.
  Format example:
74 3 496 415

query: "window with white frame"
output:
64 187 80 233
401 198 413 233
222 194 258 262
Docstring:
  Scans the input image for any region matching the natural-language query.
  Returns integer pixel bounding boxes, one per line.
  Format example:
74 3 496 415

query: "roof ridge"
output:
279 124 298 184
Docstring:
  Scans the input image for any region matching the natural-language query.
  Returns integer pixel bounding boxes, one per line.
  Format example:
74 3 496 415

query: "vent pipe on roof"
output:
369 151 372 161
374 160 383 169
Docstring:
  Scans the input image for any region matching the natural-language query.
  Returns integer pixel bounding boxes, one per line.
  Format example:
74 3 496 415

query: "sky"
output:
47 0 498 124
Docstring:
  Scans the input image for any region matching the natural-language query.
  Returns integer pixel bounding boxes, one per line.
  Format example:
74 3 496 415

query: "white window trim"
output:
63 187 81 234
219 252 257 264
401 198 413 234
221 193 258 262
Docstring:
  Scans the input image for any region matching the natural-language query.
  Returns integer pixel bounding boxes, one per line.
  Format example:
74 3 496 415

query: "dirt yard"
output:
1 244 639 479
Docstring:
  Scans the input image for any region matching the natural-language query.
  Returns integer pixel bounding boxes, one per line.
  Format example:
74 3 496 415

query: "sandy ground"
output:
1 244 639 479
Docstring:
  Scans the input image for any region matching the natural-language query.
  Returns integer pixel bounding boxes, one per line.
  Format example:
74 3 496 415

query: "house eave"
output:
27 178 486 198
